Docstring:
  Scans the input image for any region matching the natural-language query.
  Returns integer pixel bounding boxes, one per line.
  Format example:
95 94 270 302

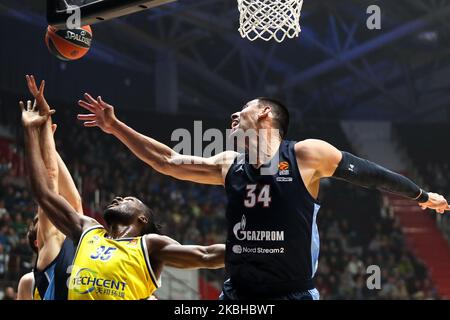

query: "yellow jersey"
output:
68 226 160 300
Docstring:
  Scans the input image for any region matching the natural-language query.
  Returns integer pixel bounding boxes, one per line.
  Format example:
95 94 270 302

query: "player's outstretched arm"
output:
295 139 450 214
51 125 83 214
26 75 83 214
77 94 237 186
147 235 225 269
21 101 96 243
26 75 61 244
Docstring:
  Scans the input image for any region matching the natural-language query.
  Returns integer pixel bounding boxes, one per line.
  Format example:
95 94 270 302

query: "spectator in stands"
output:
0 243 8 278
2 286 15 300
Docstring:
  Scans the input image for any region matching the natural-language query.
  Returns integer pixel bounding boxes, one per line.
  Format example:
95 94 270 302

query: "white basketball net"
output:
237 0 304 43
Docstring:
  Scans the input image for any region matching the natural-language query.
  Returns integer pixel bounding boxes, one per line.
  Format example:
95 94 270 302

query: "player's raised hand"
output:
20 100 55 128
77 93 117 134
25 75 51 113
418 192 450 214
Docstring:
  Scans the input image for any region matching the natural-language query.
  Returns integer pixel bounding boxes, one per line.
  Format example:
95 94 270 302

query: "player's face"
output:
229 99 260 137
104 196 144 225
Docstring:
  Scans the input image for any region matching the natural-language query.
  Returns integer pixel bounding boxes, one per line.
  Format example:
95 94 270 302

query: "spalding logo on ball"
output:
45 25 93 61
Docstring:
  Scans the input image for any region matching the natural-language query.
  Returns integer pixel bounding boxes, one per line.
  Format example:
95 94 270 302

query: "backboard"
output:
47 0 176 29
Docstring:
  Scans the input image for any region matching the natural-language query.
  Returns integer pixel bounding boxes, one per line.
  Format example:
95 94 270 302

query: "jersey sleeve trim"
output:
141 237 162 288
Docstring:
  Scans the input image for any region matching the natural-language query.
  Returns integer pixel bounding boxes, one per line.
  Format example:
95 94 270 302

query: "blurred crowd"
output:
395 124 450 248
316 184 438 299
0 102 440 300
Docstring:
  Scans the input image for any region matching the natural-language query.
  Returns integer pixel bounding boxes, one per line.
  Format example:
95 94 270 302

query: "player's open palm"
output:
20 100 55 128
77 93 117 134
419 192 450 214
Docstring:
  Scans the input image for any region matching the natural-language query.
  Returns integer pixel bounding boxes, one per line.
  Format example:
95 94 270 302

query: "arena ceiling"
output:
2 0 450 122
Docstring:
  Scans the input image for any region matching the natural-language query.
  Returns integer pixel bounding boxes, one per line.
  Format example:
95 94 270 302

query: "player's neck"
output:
248 131 282 168
108 224 138 239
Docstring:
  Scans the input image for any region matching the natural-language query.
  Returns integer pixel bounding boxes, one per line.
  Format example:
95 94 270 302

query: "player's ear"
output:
258 106 271 120
138 215 149 225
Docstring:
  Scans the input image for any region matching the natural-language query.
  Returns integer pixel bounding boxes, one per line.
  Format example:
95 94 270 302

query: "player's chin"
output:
103 206 122 224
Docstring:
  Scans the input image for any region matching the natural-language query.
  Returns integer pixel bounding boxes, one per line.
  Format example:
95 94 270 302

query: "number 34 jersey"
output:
224 140 321 297
68 226 160 300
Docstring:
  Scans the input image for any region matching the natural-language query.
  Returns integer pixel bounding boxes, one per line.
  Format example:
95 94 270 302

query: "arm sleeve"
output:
332 151 428 202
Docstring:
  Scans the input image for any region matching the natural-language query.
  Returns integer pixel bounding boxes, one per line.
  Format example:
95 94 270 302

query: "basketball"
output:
45 25 92 61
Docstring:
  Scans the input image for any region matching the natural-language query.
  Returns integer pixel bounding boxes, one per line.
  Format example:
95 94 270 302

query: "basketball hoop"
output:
237 0 304 43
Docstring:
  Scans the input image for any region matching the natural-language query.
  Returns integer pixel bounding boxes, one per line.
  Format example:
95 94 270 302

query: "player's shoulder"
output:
80 216 103 231
295 139 334 155
76 217 105 242
143 234 180 251
17 272 34 299
295 138 330 148
19 271 34 284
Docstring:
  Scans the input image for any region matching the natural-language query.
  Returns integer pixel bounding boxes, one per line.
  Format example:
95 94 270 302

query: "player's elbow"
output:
72 194 83 214
197 254 221 269
161 155 186 178
199 246 225 269
142 151 173 175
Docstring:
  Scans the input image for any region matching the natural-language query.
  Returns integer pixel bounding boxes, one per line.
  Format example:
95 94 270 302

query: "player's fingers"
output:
52 124 57 134
48 109 56 116
78 100 97 113
77 114 96 121
97 96 106 110
27 100 33 111
32 100 38 112
98 96 110 109
84 93 100 107
83 121 97 127
39 80 45 95
30 75 38 91
19 101 25 112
